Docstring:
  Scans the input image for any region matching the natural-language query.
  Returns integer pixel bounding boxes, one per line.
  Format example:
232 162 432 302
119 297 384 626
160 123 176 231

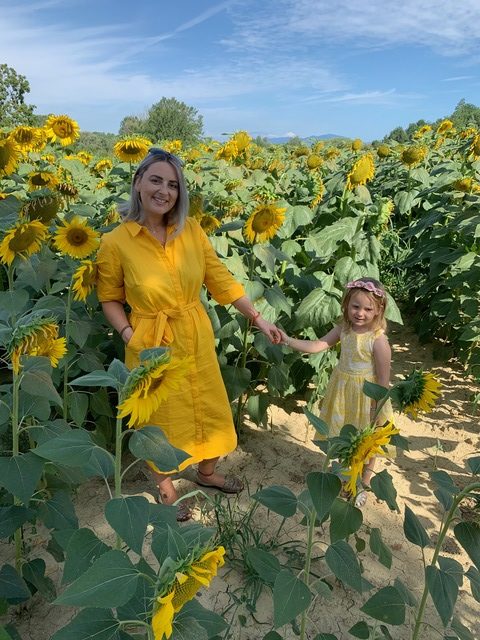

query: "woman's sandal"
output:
196 470 244 494
354 489 368 509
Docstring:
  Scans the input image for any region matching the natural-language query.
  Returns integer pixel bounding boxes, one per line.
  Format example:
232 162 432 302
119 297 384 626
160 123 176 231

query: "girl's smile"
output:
347 291 379 331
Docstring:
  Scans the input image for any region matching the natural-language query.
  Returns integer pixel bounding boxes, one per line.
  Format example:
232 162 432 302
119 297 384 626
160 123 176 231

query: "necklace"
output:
145 222 167 244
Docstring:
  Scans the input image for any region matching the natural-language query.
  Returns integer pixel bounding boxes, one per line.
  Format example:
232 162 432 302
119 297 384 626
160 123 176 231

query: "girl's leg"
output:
197 457 243 493
151 469 178 505
355 457 376 508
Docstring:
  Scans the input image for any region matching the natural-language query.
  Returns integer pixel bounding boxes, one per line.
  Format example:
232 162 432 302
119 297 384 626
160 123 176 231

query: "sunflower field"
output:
0 116 479 640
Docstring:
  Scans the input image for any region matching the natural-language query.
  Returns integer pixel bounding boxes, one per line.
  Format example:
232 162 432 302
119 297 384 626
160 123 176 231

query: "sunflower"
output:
324 147 340 160
307 154 322 169
103 207 121 225
93 158 113 175
41 153 56 164
453 177 474 193
376 144 391 158
312 141 324 153
413 124 432 139
56 181 79 200
346 153 375 190
199 214 221 235
113 136 151 163
293 146 309 158
470 135 480 159
185 147 202 162
232 131 251 153
23 194 62 224
459 127 477 140
391 369 441 419
74 151 93 166
0 220 49 266
0 136 21 177
351 138 363 151
9 317 67 374
309 173 325 208
72 260 97 301
401 145 427 168
216 140 238 161
243 203 286 244
437 119 454 135
188 193 204 219
163 140 182 153
268 158 285 173
152 546 225 640
339 422 399 497
28 170 59 191
45 114 80 146
118 353 192 427
53 215 100 259
9 126 46 153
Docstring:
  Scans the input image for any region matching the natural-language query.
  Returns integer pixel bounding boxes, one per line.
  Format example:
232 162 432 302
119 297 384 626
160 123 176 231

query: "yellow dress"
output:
96 218 245 473
319 327 394 436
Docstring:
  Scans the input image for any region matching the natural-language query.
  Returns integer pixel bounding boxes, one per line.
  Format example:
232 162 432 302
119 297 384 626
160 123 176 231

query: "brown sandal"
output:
156 495 192 522
196 470 244 494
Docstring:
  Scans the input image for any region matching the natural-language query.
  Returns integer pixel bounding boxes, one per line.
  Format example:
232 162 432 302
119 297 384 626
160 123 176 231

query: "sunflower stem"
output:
63 284 74 421
114 413 124 550
7 263 14 291
299 506 316 640
411 481 480 640
12 369 23 572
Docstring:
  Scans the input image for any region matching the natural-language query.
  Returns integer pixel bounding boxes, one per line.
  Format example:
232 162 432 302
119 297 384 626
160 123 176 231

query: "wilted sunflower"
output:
56 181 79 200
293 146 309 158
200 214 221 235
453 177 474 193
188 193 204 219
9 126 46 153
437 119 454 135
268 158 285 173
103 207 121 225
391 369 441 419
53 215 100 259
243 203 286 243
247 156 265 170
23 194 62 224
459 127 477 140
309 173 325 208
152 546 225 640
0 220 49 266
45 114 80 146
470 135 480 159
9 316 67 374
351 138 363 151
324 147 340 160
113 136 151 163
0 136 21 177
72 260 96 301
307 154 322 169
312 141 324 153
401 145 427 168
185 147 202 162
340 421 399 497
28 170 59 191
346 153 375 190
376 144 391 159
118 353 192 427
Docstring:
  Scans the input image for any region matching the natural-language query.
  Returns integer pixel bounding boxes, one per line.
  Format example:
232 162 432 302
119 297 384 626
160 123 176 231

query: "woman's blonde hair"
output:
341 277 387 332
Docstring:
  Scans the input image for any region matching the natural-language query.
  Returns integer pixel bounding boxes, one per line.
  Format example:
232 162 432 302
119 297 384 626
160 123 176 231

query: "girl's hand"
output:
253 316 282 344
278 329 290 345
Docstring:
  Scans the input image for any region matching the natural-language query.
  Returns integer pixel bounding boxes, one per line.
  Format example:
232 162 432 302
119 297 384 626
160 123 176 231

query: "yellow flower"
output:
9 126 46 153
341 422 399 497
459 127 477 140
163 140 182 153
376 144 391 158
351 138 363 151
199 214 221 235
307 154 322 169
243 203 286 243
0 220 49 266
392 370 441 419
453 177 474 193
312 141 324 153
401 145 427 167
309 173 325 208
293 146 309 157
437 119 454 135
188 193 204 219
45 114 80 146
41 153 56 164
23 194 63 224
28 170 59 191
53 215 100 259
232 131 251 153
74 151 93 166
413 125 432 139
118 353 192 427
0 136 21 176
103 207 121 225
268 158 285 173
113 136 151 163
470 135 480 159
56 181 79 200
185 148 202 162
346 153 375 190
216 140 238 161
72 260 97 301
324 147 340 160
9 317 66 374
93 158 113 174
152 547 225 640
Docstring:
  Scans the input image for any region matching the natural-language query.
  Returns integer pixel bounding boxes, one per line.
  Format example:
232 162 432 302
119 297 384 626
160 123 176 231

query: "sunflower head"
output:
453 177 474 193
113 136 152 163
28 170 59 191
45 114 80 146
232 131 251 153
243 203 286 244
188 193 204 219
9 315 66 374
185 147 202 162
324 147 340 160
307 154 322 169
53 215 100 259
376 144 391 158
346 153 375 190
309 173 325 208
216 140 238 161
72 260 97 301
470 135 480 159
401 145 427 168
0 135 21 177
199 214 221 235
351 138 363 151
56 181 79 200
163 140 182 154
436 119 454 135
391 369 441 419
10 126 46 153
0 220 49 266
22 193 63 223
74 151 93 166
293 146 310 158
93 158 113 175
413 124 432 139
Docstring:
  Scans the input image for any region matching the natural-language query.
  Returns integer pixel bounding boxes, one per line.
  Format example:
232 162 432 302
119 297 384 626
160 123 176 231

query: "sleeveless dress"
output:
319 328 394 437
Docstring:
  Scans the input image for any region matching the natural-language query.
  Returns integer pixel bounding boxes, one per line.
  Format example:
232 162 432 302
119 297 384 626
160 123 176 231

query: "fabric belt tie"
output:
131 300 202 347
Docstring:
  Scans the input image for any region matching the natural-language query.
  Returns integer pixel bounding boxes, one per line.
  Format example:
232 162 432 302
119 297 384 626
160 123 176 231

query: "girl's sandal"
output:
156 495 192 522
354 490 368 509
196 470 244 494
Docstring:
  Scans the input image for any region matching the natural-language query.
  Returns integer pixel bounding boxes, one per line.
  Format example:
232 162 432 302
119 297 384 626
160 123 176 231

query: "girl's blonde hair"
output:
341 277 387 332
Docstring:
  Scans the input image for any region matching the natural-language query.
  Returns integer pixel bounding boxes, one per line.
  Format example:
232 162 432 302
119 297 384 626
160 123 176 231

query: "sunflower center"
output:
9 227 39 252
66 228 89 246
252 210 274 233
31 174 50 186
53 121 74 138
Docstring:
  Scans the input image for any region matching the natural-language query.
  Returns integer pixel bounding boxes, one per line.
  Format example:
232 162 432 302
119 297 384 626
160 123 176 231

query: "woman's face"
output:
135 160 179 223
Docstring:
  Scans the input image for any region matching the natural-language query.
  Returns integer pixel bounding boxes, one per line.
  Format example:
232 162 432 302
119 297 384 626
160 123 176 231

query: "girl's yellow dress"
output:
96 218 245 473
319 327 394 436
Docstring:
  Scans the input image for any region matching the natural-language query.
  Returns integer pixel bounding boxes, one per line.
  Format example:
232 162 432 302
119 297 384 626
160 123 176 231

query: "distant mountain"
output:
266 133 345 144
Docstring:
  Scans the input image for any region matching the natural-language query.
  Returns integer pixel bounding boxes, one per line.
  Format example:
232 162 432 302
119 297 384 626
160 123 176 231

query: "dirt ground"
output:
2 322 480 639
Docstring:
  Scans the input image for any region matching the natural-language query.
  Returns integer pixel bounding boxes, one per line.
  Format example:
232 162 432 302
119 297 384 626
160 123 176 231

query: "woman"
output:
96 148 282 520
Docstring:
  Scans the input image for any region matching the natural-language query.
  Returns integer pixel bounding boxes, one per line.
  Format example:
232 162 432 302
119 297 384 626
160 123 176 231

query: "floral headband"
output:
346 280 385 298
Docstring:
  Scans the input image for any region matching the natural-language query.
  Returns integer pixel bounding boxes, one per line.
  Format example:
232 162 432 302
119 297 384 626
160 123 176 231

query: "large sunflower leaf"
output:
128 426 190 472
273 569 312 628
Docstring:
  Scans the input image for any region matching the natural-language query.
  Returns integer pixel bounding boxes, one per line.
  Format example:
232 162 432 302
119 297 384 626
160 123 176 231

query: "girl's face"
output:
347 290 379 331
135 160 179 223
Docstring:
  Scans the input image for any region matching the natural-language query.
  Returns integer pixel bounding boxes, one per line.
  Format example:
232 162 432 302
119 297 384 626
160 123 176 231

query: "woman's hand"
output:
122 326 134 345
253 316 282 344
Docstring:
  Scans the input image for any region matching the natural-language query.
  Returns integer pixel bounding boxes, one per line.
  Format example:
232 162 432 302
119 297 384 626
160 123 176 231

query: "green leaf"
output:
70 370 119 389
0 506 34 538
451 616 475 640
369 528 392 569
246 548 281 585
33 430 97 467
438 557 464 587
116 557 155 622
104 497 150 555
348 621 370 638
360 586 405 626
107 358 129 386
69 320 91 348
38 491 78 530
465 566 480 602
128 426 190 472
295 278 342 329
220 365 251 401
329 499 363 543
313 635 338 640
21 368 63 406
306 472 341 522
0 564 31 604
252 485 297 517
389 434 410 451
168 526 188 560
325 540 363 592
0 453 44 504
67 392 89 428
170 617 208 640
273 569 312 628
264 284 291 316
84 447 115 480
55 550 139 607
434 487 453 512
62 528 110 585
426 565 458 626
362 381 389 402
304 218 360 258
22 558 56 601
50 608 120 640
466 456 480 475
246 394 269 426
303 408 329 437
430 471 459 494
454 522 480 571
262 633 283 640
371 470 398 511
393 577 417 607
403 506 430 548
178 599 228 638
0 290 29 322
384 292 403 324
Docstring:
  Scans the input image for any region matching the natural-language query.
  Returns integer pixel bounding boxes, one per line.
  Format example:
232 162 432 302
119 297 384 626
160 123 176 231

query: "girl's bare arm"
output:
280 325 341 354
373 335 391 388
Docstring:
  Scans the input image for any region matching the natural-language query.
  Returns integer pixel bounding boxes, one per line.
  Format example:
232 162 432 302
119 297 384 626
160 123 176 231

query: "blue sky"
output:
1 0 480 141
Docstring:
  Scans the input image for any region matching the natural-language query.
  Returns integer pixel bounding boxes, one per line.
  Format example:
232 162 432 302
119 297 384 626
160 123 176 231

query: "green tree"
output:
449 99 480 129
0 64 36 128
118 115 145 136
141 97 203 146
72 131 117 156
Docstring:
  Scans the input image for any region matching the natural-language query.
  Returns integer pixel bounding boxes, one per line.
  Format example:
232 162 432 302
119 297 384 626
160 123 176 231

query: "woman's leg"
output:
197 457 244 493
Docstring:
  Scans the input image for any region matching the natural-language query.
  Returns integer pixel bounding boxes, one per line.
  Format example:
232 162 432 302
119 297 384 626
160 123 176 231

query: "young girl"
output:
280 277 394 507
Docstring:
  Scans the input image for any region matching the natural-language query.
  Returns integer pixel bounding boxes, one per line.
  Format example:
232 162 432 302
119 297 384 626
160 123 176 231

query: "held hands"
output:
253 315 282 344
